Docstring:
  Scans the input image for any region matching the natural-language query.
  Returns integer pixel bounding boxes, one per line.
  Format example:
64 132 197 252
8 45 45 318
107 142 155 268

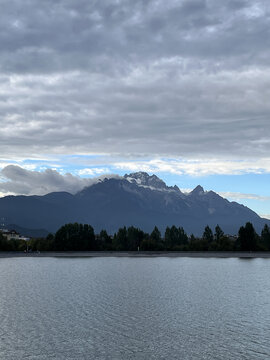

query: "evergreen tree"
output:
99 229 112 250
0 232 9 251
164 226 171 249
150 226 161 243
140 226 163 251
114 227 128 250
261 224 270 250
178 227 188 246
54 223 95 251
164 226 188 250
202 225 213 243
238 222 257 251
214 225 224 242
128 226 144 250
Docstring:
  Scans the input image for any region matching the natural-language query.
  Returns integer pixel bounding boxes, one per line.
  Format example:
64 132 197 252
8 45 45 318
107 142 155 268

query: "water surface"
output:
0 257 269 359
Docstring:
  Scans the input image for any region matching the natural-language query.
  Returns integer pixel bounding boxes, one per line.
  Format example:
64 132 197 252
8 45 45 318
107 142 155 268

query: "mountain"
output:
124 172 178 191
0 172 268 236
5 224 49 238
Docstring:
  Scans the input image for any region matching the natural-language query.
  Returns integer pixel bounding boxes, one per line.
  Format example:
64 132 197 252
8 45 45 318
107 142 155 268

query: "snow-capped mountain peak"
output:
124 172 181 193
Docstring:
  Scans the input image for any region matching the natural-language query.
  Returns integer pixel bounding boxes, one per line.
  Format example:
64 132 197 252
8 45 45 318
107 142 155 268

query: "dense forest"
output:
1 222 270 252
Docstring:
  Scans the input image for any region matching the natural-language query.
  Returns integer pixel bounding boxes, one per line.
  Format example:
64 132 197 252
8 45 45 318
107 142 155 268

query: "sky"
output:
0 0 270 218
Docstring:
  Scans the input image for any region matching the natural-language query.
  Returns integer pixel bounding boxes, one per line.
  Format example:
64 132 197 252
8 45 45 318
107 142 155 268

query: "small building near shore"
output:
0 229 30 242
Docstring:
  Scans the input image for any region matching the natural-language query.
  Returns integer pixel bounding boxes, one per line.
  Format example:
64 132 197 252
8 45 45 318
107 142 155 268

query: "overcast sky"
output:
0 0 270 217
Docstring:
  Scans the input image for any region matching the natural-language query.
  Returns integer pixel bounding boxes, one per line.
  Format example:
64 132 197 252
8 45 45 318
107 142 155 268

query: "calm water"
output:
0 257 270 359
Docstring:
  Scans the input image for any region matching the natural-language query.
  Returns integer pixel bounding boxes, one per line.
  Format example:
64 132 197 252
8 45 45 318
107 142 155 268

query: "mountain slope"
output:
0 172 268 236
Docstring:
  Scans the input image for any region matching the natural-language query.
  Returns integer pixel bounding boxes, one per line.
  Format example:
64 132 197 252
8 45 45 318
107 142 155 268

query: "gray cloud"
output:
0 165 117 195
0 0 270 160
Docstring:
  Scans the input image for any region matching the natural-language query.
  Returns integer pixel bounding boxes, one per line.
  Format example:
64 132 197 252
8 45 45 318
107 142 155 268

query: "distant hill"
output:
0 172 269 236
6 224 49 238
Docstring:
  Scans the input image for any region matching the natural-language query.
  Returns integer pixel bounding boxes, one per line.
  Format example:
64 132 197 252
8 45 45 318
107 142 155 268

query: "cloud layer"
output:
114 158 270 176
0 165 118 196
0 0 270 160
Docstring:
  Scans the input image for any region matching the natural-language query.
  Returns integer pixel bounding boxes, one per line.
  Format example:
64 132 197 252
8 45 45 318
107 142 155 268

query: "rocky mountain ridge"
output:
0 172 268 236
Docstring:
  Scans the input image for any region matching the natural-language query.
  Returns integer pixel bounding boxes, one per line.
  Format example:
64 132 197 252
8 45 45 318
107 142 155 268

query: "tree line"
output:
1 221 270 252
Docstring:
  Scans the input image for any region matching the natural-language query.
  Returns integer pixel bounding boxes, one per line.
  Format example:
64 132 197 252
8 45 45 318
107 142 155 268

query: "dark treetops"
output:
1 222 270 252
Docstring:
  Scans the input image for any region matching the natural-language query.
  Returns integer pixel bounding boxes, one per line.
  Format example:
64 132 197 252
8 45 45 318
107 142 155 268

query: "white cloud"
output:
218 192 270 202
260 214 270 220
179 188 193 194
113 158 270 176
77 168 110 176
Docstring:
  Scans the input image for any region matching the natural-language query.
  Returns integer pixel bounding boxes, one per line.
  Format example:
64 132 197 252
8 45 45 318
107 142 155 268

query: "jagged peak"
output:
190 185 205 195
126 171 149 178
76 171 182 195
124 172 182 193
125 172 166 188
125 172 160 182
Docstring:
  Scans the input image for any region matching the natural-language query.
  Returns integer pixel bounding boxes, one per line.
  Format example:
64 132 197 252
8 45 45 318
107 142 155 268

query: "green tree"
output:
127 226 144 250
150 226 161 243
54 223 95 251
113 227 128 250
189 233 208 251
218 236 235 251
178 227 188 246
238 222 257 251
164 226 171 249
261 224 270 250
164 226 177 249
164 226 188 250
214 225 224 242
29 236 54 251
99 229 112 250
0 232 9 251
202 225 213 244
141 226 163 251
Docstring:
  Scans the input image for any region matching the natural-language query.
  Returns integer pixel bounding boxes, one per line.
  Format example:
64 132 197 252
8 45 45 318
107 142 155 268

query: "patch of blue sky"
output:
163 173 270 195
242 200 270 217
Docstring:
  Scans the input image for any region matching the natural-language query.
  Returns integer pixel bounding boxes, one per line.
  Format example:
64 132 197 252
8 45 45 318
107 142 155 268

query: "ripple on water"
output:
0 257 270 359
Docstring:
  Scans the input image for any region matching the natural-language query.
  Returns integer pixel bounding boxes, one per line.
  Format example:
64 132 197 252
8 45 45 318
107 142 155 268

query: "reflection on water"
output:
0 257 270 359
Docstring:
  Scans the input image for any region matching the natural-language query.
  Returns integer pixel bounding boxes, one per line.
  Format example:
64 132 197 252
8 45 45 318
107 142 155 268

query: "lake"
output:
0 256 269 359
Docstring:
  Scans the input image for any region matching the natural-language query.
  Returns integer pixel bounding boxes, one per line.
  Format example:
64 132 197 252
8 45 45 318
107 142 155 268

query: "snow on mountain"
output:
124 172 182 193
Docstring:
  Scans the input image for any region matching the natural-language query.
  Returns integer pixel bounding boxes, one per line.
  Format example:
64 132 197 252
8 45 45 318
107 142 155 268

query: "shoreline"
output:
1 251 270 258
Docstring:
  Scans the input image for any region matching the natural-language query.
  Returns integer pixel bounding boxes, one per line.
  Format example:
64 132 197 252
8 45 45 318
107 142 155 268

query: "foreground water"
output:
0 257 270 359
